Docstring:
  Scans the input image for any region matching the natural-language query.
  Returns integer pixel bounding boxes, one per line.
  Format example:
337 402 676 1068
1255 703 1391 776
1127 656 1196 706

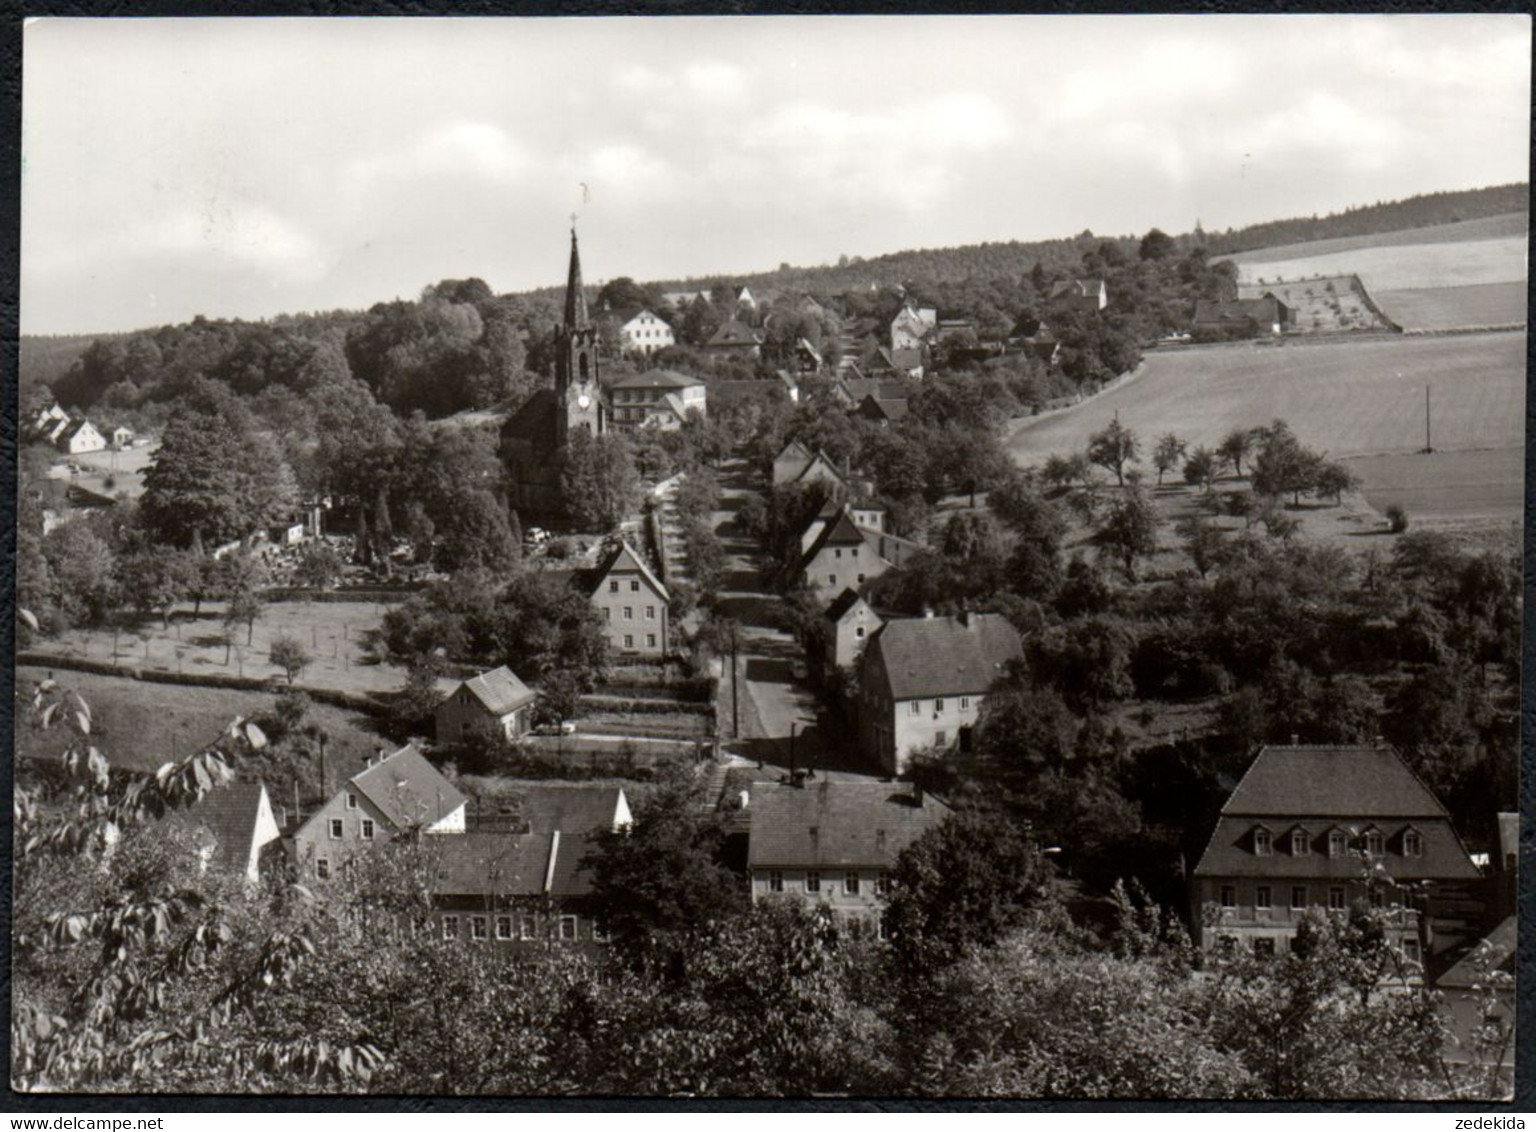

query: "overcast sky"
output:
21 14 1531 335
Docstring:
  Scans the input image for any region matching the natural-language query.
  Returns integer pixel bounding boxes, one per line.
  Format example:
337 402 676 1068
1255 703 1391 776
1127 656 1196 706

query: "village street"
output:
708 458 883 783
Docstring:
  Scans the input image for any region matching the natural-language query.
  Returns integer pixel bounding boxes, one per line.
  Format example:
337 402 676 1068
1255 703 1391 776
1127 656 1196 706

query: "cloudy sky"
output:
21 14 1530 334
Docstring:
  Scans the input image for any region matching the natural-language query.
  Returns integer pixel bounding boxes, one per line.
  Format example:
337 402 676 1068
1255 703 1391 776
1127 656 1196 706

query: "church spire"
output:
564 226 588 328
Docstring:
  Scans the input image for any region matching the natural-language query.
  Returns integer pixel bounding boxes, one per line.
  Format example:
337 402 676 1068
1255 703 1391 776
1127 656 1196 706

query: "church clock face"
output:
578 394 591 409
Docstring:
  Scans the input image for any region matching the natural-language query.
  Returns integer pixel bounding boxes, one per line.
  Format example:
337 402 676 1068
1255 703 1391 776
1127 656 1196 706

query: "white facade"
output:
618 309 675 355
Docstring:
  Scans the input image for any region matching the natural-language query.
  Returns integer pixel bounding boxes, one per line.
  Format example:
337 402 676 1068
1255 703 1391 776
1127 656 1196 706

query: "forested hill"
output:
640 182 1529 295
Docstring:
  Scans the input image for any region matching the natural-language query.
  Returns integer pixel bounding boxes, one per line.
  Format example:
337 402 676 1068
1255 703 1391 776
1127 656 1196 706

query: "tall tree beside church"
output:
560 431 640 531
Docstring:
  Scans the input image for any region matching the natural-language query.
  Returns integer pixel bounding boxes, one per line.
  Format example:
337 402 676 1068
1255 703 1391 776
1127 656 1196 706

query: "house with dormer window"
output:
1191 744 1483 971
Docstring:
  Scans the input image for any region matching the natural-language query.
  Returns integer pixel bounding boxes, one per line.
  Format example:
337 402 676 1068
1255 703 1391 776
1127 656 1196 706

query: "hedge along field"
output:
1370 281 1527 332
1006 332 1526 468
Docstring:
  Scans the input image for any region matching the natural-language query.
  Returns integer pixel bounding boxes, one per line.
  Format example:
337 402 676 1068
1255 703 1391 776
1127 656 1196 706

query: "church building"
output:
501 229 610 519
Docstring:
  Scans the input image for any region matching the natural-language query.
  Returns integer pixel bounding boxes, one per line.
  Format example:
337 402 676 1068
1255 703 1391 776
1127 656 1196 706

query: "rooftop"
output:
866 612 1023 700
747 779 950 869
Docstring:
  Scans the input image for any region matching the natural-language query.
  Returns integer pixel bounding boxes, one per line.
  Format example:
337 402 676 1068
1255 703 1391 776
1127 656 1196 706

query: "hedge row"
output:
596 676 714 703
577 720 712 740
17 652 392 716
579 695 713 717
259 587 419 604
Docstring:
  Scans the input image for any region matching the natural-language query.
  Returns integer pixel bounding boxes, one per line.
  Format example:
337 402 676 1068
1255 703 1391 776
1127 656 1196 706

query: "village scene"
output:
11 15 1525 1103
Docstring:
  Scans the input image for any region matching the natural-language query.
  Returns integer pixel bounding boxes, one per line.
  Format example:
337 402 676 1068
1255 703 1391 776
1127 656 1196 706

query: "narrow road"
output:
708 457 884 783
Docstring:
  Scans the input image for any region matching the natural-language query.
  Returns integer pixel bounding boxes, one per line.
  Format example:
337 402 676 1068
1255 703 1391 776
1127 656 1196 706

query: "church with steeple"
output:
501 228 611 518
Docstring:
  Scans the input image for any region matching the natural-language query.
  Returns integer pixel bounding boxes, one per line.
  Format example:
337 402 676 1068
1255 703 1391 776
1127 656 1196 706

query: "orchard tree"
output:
269 634 312 685
1086 419 1139 487
1182 447 1219 493
1094 487 1160 579
1217 428 1255 478
1151 433 1187 486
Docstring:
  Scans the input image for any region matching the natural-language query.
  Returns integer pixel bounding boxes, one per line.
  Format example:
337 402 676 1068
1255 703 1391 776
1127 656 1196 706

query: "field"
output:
1369 282 1527 332
1221 212 1528 264
42 600 417 698
48 441 157 502
14 664 389 776
1231 236 1527 294
1339 447 1524 527
1008 332 1525 463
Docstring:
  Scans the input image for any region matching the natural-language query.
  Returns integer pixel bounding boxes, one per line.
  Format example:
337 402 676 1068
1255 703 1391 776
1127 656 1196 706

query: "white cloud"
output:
135 202 328 280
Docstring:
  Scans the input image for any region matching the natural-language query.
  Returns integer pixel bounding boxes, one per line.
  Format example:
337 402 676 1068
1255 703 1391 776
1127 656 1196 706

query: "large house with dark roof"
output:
501 229 610 519
1190 744 1484 967
608 370 706 431
800 509 918 605
856 611 1023 774
746 779 949 935
429 785 631 948
580 538 671 657
436 666 538 744
703 318 764 358
291 743 467 881
1193 296 1292 337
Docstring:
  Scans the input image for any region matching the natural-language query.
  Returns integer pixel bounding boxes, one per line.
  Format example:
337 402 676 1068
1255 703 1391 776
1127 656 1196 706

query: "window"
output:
877 911 890 941
877 871 892 896
1328 830 1347 858
558 916 578 941
609 580 619 593
805 871 821 893
1256 886 1272 910
935 698 945 712
1365 830 1384 856
316 857 330 880
624 635 634 649
851 547 859 559
1220 885 1236 909
592 923 611 943
646 605 656 620
846 872 861 896
1291 829 1309 856
630 580 640 592
1291 886 1307 910
1328 887 1346 911
855 626 865 638
768 870 783 893
1402 938 1421 962
623 606 633 620
519 914 537 941
828 574 837 587
495 916 513 941
934 730 946 747
329 818 344 840
647 634 657 648
909 701 921 717
360 819 375 841
471 916 488 941
603 608 611 621
961 697 970 710
857 574 866 584
1403 830 1422 857
1253 828 1272 856
346 792 358 810
834 549 842 559
442 916 459 941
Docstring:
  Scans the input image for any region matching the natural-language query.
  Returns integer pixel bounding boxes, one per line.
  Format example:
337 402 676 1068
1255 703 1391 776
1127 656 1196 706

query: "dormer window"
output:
1364 828 1384 856
1328 830 1347 858
1403 829 1423 858
1290 828 1309 856
1253 827 1273 856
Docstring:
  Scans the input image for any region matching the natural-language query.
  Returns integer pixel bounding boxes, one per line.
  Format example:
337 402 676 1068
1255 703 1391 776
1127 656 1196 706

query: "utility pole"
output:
1424 383 1433 454
730 622 740 739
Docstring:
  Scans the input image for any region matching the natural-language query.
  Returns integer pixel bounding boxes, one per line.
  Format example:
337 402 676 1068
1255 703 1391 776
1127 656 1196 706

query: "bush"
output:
1385 504 1409 533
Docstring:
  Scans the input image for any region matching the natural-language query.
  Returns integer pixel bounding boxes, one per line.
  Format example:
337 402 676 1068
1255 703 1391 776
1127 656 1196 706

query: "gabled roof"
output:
1193 297 1286 325
432 785 627 898
1221 746 1452 819
608 369 704 390
875 346 924 372
858 394 909 422
775 438 813 465
747 780 950 869
840 378 910 404
825 587 875 623
803 510 868 562
865 613 1023 700
500 388 559 445
349 744 466 832
451 666 536 717
1437 916 1516 989
590 539 669 603
708 319 763 347
167 780 271 875
793 451 849 488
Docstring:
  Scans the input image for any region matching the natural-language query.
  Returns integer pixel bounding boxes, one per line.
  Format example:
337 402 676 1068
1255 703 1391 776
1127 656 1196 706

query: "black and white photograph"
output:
10 12 1529 1103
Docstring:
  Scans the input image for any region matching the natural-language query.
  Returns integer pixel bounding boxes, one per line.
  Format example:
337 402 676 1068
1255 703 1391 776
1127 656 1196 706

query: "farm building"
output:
1193 296 1292 337
56 419 107 455
436 666 538 744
